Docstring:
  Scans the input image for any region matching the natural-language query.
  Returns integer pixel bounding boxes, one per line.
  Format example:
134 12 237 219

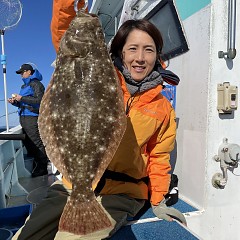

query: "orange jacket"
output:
62 69 176 205
52 0 176 205
51 0 86 52
98 70 176 205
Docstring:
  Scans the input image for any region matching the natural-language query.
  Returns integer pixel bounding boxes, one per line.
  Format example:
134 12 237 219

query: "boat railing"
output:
0 125 30 208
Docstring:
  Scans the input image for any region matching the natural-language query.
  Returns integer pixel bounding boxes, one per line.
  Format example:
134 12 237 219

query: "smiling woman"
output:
110 19 165 100
121 29 157 82
11 11 184 240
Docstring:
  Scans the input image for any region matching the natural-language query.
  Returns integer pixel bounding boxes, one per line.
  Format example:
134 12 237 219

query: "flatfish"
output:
38 11 127 235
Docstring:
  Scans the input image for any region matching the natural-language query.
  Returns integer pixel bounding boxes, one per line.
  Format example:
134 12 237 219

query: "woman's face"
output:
122 29 157 82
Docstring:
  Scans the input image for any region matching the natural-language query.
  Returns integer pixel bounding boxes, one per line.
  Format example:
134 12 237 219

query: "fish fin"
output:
59 197 112 235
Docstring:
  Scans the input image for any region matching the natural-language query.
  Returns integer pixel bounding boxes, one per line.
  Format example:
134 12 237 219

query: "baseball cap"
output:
16 64 34 74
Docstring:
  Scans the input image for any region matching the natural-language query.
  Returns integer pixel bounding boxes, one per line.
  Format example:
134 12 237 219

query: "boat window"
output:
145 0 189 61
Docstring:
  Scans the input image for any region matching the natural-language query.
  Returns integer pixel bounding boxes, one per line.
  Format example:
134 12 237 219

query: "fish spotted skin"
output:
38 11 126 235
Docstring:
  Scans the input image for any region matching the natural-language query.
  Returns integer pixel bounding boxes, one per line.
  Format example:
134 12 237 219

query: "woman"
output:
13 19 185 240
100 19 176 208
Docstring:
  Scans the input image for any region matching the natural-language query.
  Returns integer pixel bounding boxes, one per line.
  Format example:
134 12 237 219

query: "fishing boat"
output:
0 0 239 239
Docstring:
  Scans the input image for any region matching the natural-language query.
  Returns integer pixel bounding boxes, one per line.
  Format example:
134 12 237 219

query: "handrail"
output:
0 134 25 140
218 0 237 59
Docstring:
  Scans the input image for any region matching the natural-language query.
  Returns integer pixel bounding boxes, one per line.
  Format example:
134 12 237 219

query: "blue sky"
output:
0 0 93 128
0 0 55 127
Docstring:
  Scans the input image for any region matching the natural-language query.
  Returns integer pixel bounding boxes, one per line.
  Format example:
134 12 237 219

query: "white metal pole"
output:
1 31 9 132
229 0 236 50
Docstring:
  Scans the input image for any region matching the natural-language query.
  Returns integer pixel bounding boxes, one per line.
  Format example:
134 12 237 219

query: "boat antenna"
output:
0 0 22 132
74 0 88 13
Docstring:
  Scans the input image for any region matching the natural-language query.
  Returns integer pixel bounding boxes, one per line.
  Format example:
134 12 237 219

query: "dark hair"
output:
110 19 163 60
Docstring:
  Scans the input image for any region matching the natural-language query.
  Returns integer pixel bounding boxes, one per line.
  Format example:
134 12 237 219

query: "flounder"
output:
38 11 126 235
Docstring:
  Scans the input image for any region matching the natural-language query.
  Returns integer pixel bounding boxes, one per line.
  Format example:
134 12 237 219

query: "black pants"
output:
20 116 48 170
14 181 145 240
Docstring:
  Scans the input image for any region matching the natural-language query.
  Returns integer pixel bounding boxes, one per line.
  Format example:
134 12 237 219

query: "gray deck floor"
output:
6 159 57 208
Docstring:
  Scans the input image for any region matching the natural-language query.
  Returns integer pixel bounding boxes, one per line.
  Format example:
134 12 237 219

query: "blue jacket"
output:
13 69 45 117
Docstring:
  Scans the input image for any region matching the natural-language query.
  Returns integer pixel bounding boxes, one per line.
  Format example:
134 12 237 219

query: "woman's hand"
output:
151 200 187 225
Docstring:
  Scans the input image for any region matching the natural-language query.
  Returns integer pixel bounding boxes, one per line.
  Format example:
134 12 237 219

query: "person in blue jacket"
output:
8 63 49 177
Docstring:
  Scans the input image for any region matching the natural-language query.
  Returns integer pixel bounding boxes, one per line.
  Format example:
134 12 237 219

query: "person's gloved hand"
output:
152 200 187 225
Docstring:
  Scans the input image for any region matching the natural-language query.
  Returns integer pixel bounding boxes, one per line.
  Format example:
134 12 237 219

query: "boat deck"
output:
6 157 57 208
112 198 200 239
3 155 201 240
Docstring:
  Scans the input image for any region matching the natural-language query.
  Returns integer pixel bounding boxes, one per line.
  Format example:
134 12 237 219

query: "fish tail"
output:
59 197 112 235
